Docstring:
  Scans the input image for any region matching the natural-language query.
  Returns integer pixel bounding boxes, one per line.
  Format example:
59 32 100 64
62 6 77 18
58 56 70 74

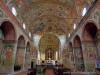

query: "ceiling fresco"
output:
6 0 94 36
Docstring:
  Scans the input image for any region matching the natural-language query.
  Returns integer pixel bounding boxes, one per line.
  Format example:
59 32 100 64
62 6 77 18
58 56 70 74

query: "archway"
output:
39 34 60 60
69 42 75 71
14 35 25 71
0 21 16 72
82 22 97 71
73 35 85 71
25 42 31 69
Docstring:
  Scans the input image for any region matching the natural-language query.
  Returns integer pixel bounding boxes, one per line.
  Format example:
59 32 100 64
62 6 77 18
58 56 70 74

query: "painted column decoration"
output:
15 46 25 69
0 29 3 65
82 23 98 71
82 41 97 71
62 48 71 69
0 21 16 73
96 29 100 60
25 43 30 69
0 42 14 73
15 36 25 70
73 47 85 71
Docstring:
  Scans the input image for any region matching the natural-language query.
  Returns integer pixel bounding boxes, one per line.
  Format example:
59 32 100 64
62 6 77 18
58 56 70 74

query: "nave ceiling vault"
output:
7 0 94 36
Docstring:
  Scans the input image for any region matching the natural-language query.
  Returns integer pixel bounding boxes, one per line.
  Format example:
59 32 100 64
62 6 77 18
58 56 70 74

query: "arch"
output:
17 35 25 47
0 21 16 41
25 42 31 69
14 35 25 71
82 22 98 71
74 36 82 47
68 42 75 71
39 34 60 52
26 42 30 52
83 22 97 41
0 21 16 72
73 35 85 71
39 33 60 60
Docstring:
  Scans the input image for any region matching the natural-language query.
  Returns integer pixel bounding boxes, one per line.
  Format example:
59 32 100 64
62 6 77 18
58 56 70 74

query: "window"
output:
29 32 31 37
81 7 87 16
23 23 26 29
73 23 76 29
12 7 17 16
81 3 89 16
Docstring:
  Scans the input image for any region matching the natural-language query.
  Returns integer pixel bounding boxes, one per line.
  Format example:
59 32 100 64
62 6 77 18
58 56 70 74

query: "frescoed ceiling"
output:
6 0 94 36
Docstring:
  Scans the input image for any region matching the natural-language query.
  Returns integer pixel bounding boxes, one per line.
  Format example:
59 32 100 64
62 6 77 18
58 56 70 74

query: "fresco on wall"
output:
25 46 30 69
96 42 100 59
84 42 96 71
62 48 72 69
0 8 7 18
15 48 24 68
0 29 3 65
0 44 13 72
63 53 71 68
74 47 84 71
39 34 60 52
96 31 100 59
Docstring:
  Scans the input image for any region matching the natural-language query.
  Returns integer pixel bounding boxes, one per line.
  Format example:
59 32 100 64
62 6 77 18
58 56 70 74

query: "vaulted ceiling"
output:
6 0 94 36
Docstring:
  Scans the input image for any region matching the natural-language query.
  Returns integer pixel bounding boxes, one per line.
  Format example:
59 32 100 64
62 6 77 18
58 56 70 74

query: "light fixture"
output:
82 7 87 16
23 23 26 29
11 7 17 16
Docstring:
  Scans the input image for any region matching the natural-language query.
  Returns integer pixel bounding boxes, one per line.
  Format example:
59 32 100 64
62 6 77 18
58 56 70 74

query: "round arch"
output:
73 35 85 71
39 33 60 60
14 35 25 71
82 22 98 71
0 21 16 72
0 21 16 41
83 22 97 41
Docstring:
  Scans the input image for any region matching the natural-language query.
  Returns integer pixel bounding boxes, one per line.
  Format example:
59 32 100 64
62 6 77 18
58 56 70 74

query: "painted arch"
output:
0 21 16 72
14 35 25 71
82 22 98 71
73 35 85 71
